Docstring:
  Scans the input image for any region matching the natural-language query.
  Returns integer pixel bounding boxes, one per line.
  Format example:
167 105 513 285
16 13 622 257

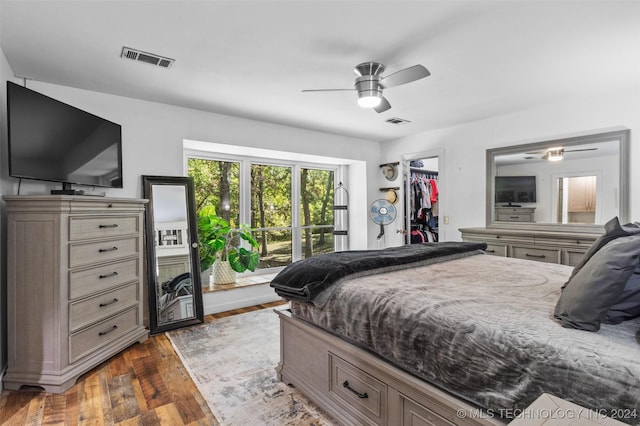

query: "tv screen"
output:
495 176 536 203
7 81 123 190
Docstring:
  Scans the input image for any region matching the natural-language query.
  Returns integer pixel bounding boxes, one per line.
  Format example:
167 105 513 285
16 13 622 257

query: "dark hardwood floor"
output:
0 301 286 425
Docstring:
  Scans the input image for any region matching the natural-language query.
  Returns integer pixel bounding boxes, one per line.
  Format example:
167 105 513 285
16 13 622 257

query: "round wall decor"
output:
382 164 397 181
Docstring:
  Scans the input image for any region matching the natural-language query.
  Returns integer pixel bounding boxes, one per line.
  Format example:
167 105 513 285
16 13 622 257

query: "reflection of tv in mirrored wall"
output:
495 176 536 203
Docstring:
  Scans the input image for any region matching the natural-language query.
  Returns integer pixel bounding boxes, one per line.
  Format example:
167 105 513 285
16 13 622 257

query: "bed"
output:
271 235 640 426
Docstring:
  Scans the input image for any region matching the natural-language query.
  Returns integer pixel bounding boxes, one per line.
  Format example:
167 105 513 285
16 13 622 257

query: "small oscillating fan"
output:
369 199 397 240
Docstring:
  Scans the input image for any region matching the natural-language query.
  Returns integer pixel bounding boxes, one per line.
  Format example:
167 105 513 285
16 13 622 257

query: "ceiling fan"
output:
302 62 430 113
525 147 598 161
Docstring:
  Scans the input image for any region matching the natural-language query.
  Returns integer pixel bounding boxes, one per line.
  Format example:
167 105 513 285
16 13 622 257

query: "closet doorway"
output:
404 155 441 245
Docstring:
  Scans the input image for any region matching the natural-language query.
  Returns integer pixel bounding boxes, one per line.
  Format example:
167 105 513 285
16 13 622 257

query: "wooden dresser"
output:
3 195 148 393
459 227 600 267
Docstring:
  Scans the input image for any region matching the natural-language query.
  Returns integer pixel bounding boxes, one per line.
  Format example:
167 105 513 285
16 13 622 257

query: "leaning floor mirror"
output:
143 175 204 334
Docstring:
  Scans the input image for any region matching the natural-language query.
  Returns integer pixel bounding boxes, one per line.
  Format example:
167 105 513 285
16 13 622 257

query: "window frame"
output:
185 150 343 275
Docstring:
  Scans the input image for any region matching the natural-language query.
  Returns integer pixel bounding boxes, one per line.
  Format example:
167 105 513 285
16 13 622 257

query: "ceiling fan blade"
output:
301 88 355 92
565 148 598 153
374 97 391 113
380 64 430 88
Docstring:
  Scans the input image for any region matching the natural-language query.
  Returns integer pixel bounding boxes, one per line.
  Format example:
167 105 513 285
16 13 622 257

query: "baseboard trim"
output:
203 283 282 315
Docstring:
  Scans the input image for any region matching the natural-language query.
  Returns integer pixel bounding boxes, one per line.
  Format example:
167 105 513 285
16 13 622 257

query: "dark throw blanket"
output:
270 242 487 305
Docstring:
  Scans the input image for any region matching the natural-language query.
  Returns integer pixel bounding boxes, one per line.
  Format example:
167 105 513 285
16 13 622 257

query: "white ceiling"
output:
2 1 639 142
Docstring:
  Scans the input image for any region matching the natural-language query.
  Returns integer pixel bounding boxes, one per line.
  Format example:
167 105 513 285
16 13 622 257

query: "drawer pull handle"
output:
486 249 495 253
98 325 118 336
509 216 519 219
99 272 119 279
99 224 119 229
342 380 368 399
99 298 119 308
99 246 118 253
526 253 546 259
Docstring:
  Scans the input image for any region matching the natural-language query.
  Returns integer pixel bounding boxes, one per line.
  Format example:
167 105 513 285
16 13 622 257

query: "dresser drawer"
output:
69 236 139 268
329 353 387 425
69 282 139 332
483 243 508 257
69 199 146 213
69 307 139 363
496 213 533 222
69 258 140 300
562 248 588 267
511 246 561 264
69 215 139 241
400 394 455 426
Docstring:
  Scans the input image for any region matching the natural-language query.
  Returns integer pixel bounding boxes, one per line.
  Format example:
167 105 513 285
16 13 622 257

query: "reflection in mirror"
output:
143 176 204 335
556 175 597 224
486 129 629 230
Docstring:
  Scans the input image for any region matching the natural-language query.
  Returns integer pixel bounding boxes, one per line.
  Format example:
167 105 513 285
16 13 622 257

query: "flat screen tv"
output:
7 81 122 194
495 175 536 204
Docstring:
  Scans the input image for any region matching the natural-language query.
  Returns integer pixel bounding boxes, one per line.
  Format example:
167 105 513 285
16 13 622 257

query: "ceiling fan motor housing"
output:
354 62 385 105
355 74 383 99
354 62 385 77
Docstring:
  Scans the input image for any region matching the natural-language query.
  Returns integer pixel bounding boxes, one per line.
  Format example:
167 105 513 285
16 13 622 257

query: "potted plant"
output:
197 205 260 285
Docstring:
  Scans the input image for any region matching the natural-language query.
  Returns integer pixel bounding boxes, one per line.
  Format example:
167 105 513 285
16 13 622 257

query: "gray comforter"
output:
291 254 640 424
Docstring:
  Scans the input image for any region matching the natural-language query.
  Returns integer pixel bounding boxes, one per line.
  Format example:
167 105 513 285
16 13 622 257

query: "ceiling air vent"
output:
120 47 174 69
386 117 411 125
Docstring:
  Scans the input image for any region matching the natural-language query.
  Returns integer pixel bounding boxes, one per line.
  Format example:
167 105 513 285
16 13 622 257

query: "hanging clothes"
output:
429 179 439 204
409 169 439 244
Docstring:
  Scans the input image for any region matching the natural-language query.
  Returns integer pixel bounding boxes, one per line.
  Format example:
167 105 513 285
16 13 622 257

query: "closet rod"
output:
410 167 439 174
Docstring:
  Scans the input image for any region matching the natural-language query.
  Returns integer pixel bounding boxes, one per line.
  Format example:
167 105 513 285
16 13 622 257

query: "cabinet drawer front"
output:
69 200 146 213
562 249 587 267
69 215 139 241
497 214 532 222
69 237 139 268
329 353 387 424
69 258 139 299
70 282 139 332
69 307 139 363
483 243 508 257
401 395 456 426
496 207 534 214
512 246 560 264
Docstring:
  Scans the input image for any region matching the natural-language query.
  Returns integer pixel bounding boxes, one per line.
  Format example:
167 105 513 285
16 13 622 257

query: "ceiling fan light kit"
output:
546 149 564 161
303 61 430 113
525 146 597 162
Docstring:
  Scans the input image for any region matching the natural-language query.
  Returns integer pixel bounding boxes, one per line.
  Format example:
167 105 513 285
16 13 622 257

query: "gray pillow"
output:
604 265 640 324
563 217 640 287
554 233 640 331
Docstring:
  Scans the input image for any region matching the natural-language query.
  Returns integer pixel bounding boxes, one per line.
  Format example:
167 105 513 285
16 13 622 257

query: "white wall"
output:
1 80 382 249
381 88 640 245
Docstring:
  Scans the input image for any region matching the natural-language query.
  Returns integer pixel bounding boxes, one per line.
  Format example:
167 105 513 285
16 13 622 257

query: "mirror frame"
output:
143 175 204 335
486 129 630 233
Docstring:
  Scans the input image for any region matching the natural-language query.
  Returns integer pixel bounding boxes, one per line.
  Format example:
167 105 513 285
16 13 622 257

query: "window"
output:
300 168 334 259
252 163 292 268
188 154 339 272
188 158 240 227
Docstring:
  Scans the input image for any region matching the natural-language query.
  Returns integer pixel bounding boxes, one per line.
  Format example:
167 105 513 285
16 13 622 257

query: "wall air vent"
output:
385 117 411 125
120 47 174 68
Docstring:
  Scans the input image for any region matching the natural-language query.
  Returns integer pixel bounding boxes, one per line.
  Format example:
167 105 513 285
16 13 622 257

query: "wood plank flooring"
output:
0 301 286 426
